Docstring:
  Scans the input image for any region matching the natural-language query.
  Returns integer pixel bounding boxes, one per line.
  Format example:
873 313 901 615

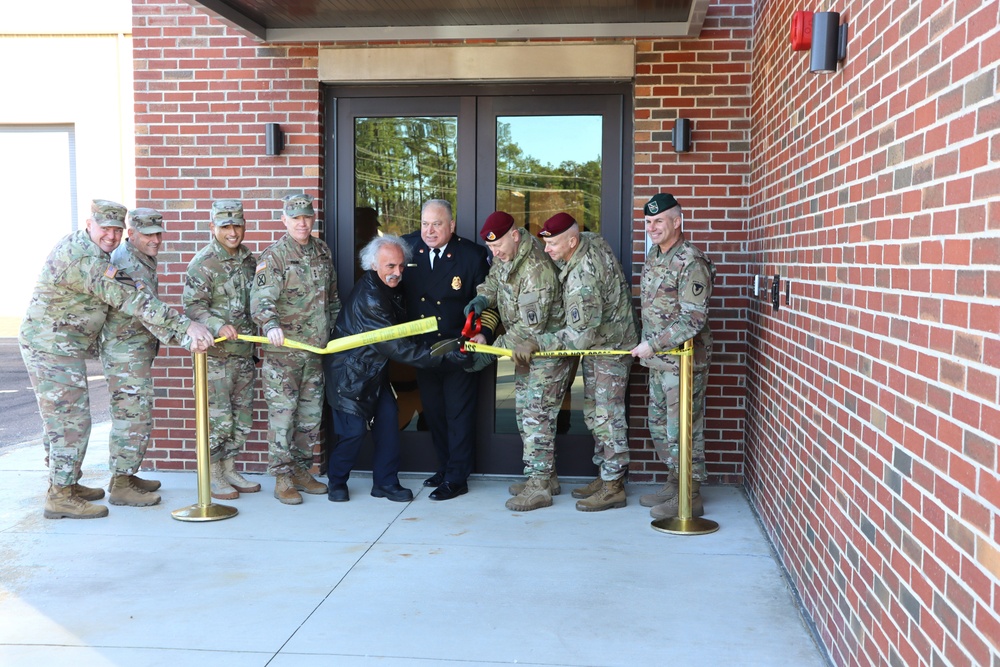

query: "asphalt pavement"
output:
0 338 110 451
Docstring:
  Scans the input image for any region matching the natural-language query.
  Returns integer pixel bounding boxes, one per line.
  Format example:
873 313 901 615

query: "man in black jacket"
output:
402 200 495 501
324 234 468 502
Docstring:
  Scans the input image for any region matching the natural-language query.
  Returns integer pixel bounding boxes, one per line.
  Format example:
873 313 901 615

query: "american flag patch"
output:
104 265 118 279
255 261 267 274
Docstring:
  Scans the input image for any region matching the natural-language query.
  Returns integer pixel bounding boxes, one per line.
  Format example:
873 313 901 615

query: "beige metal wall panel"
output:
319 44 635 83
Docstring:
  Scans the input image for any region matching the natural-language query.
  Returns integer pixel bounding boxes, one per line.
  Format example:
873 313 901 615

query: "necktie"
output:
431 248 440 270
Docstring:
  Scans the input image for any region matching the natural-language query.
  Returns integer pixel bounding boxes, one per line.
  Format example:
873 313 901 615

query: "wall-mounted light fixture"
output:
265 122 284 156
673 118 692 153
810 12 848 73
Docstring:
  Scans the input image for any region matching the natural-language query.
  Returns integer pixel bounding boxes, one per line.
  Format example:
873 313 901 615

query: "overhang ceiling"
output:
183 0 710 42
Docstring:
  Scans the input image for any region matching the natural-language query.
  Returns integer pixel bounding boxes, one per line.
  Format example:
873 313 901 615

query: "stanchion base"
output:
651 516 720 535
171 503 238 522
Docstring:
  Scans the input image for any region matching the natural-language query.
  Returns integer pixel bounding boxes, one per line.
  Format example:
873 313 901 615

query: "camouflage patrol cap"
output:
643 193 680 216
91 199 127 228
211 199 246 226
128 208 164 234
283 193 315 217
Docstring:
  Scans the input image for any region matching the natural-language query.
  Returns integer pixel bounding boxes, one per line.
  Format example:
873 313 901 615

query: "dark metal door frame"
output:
323 83 633 476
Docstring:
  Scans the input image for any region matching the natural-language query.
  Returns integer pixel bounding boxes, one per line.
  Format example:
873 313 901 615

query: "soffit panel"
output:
182 0 709 41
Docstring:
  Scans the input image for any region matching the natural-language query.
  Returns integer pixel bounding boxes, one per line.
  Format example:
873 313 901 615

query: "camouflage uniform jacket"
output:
250 233 340 351
537 232 639 353
100 240 161 356
19 230 190 357
184 238 256 358
476 228 563 348
638 236 714 371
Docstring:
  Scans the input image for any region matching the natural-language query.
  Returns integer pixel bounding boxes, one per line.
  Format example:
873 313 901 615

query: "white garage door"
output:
0 126 77 332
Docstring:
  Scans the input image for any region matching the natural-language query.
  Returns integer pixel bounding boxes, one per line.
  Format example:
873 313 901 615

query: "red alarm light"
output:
791 11 813 51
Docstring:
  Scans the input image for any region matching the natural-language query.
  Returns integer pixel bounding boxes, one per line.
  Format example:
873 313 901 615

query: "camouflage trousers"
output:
101 347 156 475
207 353 256 462
19 346 91 487
261 351 323 475
582 354 632 482
647 364 710 482
514 356 573 478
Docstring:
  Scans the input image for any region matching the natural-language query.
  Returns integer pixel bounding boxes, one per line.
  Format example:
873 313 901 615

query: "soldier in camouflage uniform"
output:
184 200 261 500
19 199 214 520
630 193 714 519
99 208 170 507
464 211 573 512
250 193 340 505
512 212 639 512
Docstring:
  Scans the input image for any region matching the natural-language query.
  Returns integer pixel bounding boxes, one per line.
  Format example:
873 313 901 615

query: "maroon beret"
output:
538 212 577 238
480 211 515 242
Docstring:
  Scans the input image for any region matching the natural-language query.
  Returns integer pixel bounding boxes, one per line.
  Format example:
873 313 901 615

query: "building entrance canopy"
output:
181 0 710 41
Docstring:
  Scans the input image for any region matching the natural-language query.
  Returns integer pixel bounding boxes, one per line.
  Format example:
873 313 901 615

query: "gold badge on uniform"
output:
451 276 462 290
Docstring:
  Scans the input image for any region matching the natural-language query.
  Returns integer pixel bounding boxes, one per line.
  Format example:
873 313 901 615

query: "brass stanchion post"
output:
172 352 238 522
651 338 719 535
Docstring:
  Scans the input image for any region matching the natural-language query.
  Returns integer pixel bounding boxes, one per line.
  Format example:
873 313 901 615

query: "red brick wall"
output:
134 0 323 471
133 0 753 483
629 0 753 485
744 1 1000 665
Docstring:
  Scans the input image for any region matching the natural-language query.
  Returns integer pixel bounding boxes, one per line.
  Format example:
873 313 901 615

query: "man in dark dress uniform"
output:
401 199 495 501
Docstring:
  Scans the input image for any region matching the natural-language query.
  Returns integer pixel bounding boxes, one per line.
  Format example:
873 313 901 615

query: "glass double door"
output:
327 86 629 476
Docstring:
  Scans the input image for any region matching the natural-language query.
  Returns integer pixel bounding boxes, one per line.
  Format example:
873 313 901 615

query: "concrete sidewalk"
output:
0 426 827 666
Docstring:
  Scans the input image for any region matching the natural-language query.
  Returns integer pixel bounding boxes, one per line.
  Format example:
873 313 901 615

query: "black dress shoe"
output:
423 471 445 487
429 481 469 501
327 483 349 502
371 483 414 502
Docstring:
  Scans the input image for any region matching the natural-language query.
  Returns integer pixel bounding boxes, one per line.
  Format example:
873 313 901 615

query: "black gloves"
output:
464 295 488 317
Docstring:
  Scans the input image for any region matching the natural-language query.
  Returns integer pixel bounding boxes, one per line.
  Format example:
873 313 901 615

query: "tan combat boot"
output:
129 474 161 492
222 457 261 493
108 474 161 507
44 484 109 519
576 478 627 512
571 477 603 499
274 473 303 505
650 481 702 519
639 470 680 507
505 477 553 511
290 467 328 495
210 460 239 500
508 473 561 497
71 483 106 501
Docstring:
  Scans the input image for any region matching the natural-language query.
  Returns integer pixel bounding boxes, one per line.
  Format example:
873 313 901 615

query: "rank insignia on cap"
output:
451 276 462 290
256 261 267 274
104 265 118 279
486 232 496 241
647 200 659 214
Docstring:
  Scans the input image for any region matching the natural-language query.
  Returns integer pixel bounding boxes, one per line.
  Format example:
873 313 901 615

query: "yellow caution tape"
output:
213 318 438 355
463 341 691 358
